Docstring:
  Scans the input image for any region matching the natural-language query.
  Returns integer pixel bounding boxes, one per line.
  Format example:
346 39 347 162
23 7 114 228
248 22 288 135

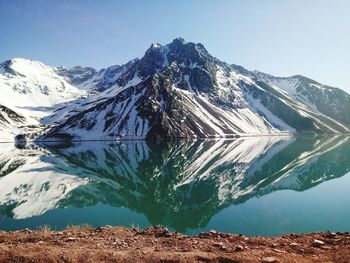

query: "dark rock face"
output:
56 66 97 86
0 60 25 77
295 76 350 125
0 105 26 125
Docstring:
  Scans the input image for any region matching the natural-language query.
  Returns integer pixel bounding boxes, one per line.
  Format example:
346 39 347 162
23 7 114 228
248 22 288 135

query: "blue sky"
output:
1 0 349 92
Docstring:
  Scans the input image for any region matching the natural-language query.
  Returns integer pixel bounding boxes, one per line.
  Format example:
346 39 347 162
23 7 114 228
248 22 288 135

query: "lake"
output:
0 135 350 236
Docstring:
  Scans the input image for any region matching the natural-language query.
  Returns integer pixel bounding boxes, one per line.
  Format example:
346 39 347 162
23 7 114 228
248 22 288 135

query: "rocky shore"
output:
0 226 349 262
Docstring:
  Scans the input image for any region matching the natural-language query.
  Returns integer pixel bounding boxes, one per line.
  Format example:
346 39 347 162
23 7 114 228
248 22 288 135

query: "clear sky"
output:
1 0 349 92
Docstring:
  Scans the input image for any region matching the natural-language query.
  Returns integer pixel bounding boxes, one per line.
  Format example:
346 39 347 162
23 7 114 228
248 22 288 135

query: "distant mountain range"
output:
1 38 350 142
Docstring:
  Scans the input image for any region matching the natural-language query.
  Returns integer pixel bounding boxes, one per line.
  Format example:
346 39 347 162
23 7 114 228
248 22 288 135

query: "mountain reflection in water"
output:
0 136 350 234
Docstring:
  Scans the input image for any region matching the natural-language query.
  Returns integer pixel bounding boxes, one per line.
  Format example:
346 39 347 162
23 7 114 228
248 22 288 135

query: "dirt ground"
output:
0 226 349 262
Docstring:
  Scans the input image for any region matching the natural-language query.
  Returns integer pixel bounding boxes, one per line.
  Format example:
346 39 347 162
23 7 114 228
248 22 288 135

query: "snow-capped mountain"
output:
1 38 350 142
0 57 137 141
0 58 87 141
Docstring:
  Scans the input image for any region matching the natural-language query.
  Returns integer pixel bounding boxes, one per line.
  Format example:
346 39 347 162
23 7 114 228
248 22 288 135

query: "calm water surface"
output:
0 136 350 236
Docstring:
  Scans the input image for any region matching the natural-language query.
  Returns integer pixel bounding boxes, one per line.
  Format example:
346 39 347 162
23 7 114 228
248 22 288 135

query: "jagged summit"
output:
1 38 350 142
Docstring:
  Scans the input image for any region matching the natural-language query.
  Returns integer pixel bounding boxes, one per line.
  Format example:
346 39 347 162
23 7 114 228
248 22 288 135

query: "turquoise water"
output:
0 136 350 236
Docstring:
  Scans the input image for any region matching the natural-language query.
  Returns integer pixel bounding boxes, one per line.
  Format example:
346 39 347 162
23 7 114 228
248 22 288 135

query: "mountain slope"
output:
253 71 350 125
0 58 90 141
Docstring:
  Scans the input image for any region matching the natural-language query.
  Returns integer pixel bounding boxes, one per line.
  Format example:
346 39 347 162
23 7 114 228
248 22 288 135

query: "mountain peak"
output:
170 37 186 45
0 58 51 77
150 43 162 49
167 38 209 55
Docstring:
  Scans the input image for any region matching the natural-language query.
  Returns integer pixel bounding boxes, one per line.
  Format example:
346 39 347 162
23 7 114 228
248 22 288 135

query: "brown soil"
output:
0 226 349 262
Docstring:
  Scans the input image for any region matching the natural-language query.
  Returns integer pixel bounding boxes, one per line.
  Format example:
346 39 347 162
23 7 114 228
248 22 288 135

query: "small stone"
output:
209 230 218 235
67 237 76 242
290 242 299 247
213 242 223 247
262 257 279 263
192 240 199 245
320 246 331 250
213 242 226 250
324 232 337 238
235 245 244 252
312 239 325 247
244 237 249 241
95 227 105 232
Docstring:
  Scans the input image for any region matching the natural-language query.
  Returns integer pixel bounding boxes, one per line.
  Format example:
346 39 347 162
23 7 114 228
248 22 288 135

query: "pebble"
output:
235 245 244 252
213 242 226 251
321 245 331 250
262 257 279 263
213 242 223 247
289 242 299 247
312 239 325 247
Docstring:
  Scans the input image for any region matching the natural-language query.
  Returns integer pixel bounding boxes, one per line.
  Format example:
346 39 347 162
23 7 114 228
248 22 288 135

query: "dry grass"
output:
65 224 93 232
38 224 51 233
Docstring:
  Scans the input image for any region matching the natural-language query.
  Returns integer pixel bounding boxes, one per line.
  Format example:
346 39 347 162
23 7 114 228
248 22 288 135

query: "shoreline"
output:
0 226 349 262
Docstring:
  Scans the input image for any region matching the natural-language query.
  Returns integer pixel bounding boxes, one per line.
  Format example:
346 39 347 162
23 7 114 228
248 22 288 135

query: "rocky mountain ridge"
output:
1 38 349 142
